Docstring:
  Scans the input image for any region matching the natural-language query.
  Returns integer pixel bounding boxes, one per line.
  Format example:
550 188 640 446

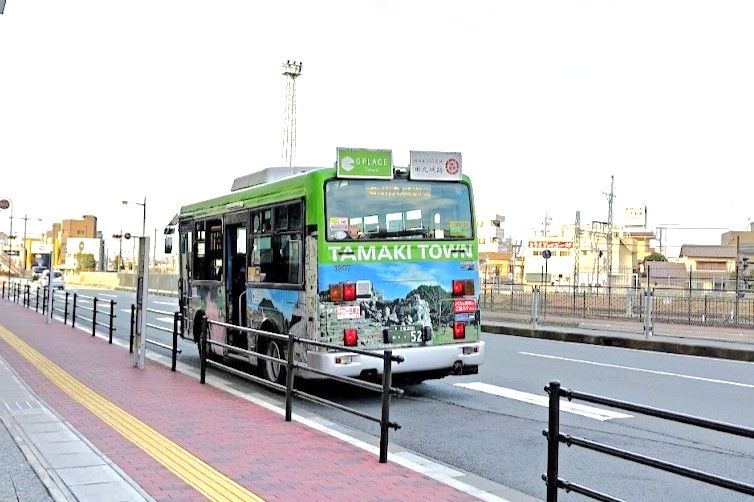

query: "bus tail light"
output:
344 328 358 347
343 283 357 301
453 322 466 339
330 284 343 302
452 280 465 296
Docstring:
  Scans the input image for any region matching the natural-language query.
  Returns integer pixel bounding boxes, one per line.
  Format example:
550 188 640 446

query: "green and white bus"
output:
167 149 485 384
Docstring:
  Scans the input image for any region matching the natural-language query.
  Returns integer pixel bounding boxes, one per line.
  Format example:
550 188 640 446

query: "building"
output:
477 214 514 284
45 215 98 267
521 221 656 287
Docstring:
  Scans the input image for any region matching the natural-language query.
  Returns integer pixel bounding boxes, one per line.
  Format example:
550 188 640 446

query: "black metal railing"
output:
543 380 754 501
2 282 117 342
129 305 182 371
199 317 404 463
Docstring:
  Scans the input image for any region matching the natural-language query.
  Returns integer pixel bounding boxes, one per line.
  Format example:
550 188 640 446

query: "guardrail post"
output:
544 381 561 502
50 288 54 314
64 291 70 324
72 293 77 328
129 304 135 353
92 297 98 337
531 288 540 329
285 335 295 422
171 311 179 372
25 285 30 308
35 287 39 312
42 288 47 315
379 350 393 463
199 317 207 384
1 282 4 299
108 300 115 344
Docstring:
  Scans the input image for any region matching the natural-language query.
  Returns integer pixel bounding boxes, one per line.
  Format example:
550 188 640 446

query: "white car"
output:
39 270 65 290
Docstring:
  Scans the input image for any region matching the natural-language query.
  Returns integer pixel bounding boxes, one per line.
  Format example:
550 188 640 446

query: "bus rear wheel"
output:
261 339 286 385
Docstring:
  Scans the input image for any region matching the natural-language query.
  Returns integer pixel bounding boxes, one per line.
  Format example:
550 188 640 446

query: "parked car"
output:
39 270 65 290
31 265 48 281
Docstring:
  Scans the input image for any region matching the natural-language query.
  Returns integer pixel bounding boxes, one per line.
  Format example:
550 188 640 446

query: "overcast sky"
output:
1 1 752 259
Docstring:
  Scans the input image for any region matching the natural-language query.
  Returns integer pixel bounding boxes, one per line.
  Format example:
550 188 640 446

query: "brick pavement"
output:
0 299 475 501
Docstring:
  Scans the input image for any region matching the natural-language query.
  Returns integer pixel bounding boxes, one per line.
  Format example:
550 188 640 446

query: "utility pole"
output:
604 175 615 289
542 213 552 236
281 60 303 168
573 211 581 288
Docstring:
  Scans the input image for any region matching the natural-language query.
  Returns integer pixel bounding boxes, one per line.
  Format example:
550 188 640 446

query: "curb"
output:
481 323 754 362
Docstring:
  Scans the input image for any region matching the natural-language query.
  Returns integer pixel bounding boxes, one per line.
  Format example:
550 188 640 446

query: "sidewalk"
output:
0 299 478 502
481 311 754 362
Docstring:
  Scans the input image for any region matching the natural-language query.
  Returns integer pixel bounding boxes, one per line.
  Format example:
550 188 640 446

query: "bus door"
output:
224 212 248 347
178 220 193 337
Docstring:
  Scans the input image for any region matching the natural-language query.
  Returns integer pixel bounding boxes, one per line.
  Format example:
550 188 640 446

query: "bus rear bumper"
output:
303 341 486 379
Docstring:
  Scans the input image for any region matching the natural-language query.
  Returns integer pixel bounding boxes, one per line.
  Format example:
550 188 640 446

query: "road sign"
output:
542 249 552 259
0 199 9 210
124 232 132 240
336 147 392 179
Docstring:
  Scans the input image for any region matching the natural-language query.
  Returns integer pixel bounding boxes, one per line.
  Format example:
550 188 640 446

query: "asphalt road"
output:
11 284 754 501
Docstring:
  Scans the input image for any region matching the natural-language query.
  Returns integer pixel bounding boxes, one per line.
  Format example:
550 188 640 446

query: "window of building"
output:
582 250 588 255
478 238 486 244
533 251 540 256
560 250 570 256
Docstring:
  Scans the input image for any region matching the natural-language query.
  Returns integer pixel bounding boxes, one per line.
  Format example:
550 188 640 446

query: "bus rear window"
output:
325 179 473 241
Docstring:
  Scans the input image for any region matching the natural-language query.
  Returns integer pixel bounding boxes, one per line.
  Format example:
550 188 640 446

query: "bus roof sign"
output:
336 147 393 179
409 151 463 181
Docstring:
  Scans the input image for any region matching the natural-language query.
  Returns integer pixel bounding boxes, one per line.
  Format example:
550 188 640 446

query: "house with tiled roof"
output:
679 245 736 290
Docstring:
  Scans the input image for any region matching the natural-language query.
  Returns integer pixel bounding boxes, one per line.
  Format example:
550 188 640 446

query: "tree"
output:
643 252 668 262
75 252 96 272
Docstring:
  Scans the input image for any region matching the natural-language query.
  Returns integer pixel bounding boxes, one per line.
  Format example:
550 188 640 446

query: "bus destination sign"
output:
409 151 462 181
336 147 393 179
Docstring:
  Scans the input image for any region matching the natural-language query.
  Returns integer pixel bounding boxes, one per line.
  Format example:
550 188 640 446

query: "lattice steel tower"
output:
281 60 303 168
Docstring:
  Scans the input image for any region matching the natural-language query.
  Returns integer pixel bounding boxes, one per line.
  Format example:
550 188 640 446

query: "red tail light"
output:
452 280 465 296
453 322 466 339
344 328 358 347
343 283 356 301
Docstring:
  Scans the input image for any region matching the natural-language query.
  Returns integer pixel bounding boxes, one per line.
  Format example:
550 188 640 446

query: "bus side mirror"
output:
164 236 173 254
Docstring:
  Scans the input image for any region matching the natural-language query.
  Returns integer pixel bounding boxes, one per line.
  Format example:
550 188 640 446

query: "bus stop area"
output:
0 298 477 502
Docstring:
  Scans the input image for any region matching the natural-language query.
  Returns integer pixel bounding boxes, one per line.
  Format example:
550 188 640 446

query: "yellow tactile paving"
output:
0 324 264 502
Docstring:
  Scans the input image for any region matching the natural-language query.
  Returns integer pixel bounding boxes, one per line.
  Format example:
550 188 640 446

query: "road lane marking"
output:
152 301 176 306
0 324 263 502
99 293 118 298
154 317 174 324
454 382 632 421
520 352 754 389
121 309 131 314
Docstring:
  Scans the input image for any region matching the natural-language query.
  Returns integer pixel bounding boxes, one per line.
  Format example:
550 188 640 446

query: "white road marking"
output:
152 301 176 306
520 352 754 389
455 382 632 421
99 293 118 298
154 317 174 324
120 309 131 314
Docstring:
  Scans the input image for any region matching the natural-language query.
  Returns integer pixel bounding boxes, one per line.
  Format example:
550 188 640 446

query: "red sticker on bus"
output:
454 299 477 314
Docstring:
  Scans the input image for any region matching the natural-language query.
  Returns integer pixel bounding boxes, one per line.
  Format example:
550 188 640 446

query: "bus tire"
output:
192 311 205 343
257 324 286 385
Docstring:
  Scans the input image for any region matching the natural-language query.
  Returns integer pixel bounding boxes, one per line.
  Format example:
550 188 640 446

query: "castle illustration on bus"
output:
165 147 485 384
